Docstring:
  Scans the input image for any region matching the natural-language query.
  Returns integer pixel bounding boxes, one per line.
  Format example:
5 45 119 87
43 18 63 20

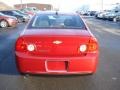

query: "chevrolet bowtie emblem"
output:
53 40 62 44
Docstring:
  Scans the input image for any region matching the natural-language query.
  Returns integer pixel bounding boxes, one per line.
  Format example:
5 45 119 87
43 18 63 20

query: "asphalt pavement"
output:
0 18 120 90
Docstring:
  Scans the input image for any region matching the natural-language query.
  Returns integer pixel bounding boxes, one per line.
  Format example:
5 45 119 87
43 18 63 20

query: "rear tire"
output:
0 20 8 28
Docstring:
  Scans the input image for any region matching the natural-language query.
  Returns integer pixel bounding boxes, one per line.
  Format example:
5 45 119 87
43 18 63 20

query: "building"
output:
14 3 53 10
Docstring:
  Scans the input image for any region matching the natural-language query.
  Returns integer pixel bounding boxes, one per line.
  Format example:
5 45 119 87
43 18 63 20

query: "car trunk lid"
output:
22 29 91 56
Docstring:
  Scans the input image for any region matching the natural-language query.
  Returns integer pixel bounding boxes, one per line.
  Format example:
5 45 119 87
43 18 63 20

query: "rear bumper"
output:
15 53 98 75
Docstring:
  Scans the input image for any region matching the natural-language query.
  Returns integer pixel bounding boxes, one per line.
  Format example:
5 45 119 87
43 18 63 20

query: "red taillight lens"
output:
78 37 98 53
15 38 27 52
87 37 98 52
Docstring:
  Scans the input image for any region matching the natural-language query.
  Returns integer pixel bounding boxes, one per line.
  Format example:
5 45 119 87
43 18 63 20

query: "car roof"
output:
36 11 79 16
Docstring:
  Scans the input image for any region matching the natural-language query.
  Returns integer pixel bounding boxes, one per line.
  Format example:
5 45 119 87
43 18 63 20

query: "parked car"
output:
0 12 17 28
105 12 116 21
21 8 34 16
95 12 103 19
95 12 100 18
116 12 120 21
103 12 120 21
13 10 31 22
0 10 24 23
80 11 90 16
89 11 96 16
15 11 99 75
20 7 39 16
82 12 90 16
14 10 32 18
96 12 109 19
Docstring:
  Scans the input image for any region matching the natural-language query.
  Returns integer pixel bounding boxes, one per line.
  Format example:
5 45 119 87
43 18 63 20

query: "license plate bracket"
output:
45 60 68 72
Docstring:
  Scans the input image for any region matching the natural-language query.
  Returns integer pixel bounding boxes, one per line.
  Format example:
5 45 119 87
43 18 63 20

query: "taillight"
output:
15 38 27 52
27 44 35 51
87 37 98 52
78 37 98 53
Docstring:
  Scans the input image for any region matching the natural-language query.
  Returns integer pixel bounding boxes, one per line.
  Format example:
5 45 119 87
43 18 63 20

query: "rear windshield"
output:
27 14 86 29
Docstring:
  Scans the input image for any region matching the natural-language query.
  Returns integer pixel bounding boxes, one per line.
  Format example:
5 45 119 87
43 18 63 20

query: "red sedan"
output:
15 11 99 75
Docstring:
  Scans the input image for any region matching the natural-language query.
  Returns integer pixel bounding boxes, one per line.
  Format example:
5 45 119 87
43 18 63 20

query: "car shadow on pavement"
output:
24 72 95 78
0 52 20 76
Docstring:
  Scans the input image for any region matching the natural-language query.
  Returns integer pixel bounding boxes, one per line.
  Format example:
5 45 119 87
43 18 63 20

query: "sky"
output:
0 0 120 11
